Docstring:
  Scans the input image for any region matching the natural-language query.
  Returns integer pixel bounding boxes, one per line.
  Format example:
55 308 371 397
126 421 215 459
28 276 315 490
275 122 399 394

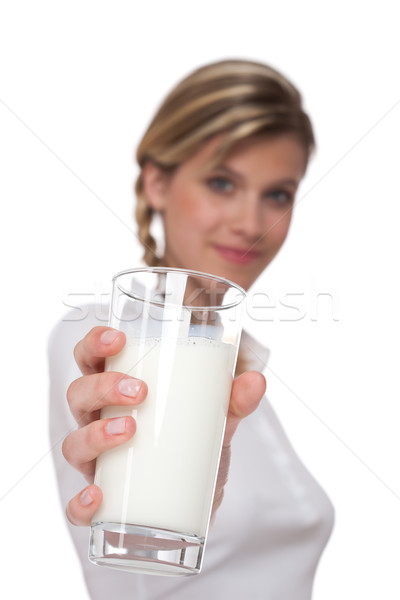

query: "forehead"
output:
181 133 307 179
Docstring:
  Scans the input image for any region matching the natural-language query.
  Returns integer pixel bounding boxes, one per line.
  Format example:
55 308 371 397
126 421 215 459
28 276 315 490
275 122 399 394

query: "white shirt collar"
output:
239 330 270 373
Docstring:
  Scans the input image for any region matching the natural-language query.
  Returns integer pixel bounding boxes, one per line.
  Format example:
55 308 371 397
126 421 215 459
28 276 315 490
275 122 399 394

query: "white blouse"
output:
48 306 334 600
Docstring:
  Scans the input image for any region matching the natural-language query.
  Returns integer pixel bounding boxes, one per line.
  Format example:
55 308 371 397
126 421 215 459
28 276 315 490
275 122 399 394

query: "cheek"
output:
166 188 221 235
265 212 293 248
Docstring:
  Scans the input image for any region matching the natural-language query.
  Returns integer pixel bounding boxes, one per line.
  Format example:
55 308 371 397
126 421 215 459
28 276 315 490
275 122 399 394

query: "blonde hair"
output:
134 59 315 375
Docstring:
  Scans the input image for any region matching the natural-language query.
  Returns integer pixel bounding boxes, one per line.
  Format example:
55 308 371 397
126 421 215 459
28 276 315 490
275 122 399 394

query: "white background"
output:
1 1 399 598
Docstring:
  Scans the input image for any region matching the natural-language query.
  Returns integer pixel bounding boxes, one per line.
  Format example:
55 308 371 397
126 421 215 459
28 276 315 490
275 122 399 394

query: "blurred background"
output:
1 1 399 597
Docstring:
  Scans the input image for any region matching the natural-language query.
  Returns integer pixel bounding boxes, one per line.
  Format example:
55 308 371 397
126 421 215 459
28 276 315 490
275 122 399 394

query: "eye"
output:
207 177 234 193
266 189 294 206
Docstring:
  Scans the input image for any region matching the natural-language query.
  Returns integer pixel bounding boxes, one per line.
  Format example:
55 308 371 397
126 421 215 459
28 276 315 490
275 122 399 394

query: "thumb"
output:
224 371 266 447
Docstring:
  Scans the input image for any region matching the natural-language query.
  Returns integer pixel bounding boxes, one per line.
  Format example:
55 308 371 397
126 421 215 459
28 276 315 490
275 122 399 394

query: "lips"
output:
214 244 261 265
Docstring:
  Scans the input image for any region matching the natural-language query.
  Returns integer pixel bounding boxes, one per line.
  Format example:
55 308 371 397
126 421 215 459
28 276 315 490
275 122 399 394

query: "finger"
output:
74 326 126 376
224 371 266 447
66 484 103 526
62 416 136 479
67 371 147 426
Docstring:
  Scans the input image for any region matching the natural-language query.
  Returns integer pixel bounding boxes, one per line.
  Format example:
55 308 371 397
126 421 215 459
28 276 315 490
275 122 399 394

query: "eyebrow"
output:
211 164 300 188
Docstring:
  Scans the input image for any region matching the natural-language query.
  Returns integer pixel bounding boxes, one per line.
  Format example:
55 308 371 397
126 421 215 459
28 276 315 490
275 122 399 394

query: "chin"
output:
208 268 255 292
175 258 259 291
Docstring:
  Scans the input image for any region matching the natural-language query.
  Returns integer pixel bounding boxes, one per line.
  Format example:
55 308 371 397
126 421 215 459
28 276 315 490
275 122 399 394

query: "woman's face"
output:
143 134 307 291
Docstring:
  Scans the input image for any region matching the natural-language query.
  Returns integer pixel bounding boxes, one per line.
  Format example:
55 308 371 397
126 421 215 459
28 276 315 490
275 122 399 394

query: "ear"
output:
141 162 170 212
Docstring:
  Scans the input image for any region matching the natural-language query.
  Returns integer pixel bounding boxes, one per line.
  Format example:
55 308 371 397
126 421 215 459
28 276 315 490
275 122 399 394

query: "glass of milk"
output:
89 267 246 576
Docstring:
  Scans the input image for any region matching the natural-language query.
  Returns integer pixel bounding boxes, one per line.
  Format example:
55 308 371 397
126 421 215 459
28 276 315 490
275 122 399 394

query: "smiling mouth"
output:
214 244 261 264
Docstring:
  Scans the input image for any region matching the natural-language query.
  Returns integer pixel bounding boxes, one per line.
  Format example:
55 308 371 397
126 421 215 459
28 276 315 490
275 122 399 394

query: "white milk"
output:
92 336 235 537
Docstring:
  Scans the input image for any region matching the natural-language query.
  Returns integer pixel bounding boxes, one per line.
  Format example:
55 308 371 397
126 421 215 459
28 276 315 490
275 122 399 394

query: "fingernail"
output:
101 329 120 345
118 378 142 398
80 488 93 507
105 417 127 435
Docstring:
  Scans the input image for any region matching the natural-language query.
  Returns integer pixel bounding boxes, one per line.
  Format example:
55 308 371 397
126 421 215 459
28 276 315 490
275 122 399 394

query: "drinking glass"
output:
89 267 246 575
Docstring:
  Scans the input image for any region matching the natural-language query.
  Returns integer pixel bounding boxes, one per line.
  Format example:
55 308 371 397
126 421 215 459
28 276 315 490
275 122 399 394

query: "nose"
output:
229 194 263 240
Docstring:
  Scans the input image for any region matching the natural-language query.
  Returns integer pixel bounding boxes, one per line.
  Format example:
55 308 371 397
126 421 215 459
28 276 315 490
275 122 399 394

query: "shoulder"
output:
48 303 108 360
47 304 108 445
47 303 108 404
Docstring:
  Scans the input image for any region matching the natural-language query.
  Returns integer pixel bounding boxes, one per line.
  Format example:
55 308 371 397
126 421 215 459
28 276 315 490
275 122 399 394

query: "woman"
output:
49 59 334 599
